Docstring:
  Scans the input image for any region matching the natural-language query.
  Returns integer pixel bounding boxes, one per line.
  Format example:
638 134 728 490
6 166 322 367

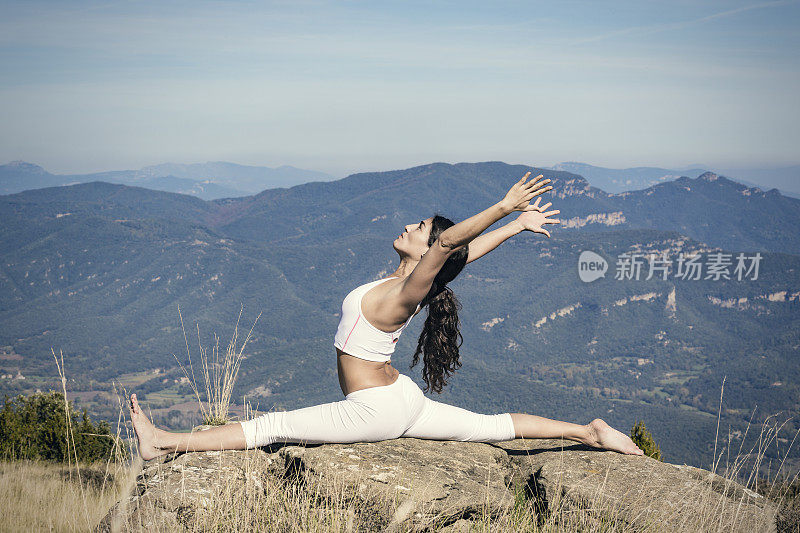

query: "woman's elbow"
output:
434 237 458 251
444 238 468 253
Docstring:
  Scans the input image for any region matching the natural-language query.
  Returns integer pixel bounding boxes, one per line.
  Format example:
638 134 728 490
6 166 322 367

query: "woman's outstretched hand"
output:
500 172 553 214
514 197 561 238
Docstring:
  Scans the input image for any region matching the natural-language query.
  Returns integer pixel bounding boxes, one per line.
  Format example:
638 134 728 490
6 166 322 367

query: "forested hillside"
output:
1 161 798 470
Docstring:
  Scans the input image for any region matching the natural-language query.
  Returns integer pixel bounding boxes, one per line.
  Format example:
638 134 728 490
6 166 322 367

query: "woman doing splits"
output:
130 172 644 459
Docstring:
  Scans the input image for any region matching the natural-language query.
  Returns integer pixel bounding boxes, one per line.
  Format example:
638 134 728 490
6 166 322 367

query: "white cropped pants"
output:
239 373 516 449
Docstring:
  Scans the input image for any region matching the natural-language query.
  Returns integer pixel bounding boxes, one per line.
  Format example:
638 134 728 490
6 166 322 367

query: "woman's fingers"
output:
524 185 551 198
525 176 548 190
528 173 545 184
508 173 555 212
527 185 553 199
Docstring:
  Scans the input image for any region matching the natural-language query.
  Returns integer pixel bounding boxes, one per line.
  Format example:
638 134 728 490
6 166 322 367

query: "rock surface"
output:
498 439 775 532
99 436 778 532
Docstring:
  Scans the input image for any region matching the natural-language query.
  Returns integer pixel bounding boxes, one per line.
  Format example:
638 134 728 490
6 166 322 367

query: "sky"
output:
0 0 798 176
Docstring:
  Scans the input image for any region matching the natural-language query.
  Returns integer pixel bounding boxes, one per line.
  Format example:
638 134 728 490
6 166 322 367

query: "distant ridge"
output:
547 162 704 193
4 161 797 252
137 161 336 193
548 161 800 199
0 160 338 199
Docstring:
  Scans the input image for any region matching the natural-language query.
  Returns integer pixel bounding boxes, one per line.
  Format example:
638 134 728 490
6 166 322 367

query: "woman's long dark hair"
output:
409 214 469 394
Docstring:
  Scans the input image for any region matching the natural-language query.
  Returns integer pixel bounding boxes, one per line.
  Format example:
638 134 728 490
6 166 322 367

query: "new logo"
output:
578 251 608 283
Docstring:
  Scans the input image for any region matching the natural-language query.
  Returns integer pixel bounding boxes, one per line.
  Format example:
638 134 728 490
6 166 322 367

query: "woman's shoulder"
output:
361 276 419 324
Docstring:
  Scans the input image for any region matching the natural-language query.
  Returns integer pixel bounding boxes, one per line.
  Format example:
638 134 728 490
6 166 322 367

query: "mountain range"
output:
0 160 337 199
0 161 798 471
547 161 800 199
4 159 798 201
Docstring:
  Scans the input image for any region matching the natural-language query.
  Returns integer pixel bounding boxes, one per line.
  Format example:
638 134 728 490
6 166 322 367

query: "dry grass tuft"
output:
172 305 261 426
0 459 136 533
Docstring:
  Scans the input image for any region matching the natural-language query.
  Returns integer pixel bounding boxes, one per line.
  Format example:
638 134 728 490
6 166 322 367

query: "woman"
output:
130 172 643 459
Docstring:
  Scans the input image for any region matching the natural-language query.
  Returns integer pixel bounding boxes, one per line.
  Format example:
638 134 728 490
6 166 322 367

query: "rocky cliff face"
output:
99 435 777 532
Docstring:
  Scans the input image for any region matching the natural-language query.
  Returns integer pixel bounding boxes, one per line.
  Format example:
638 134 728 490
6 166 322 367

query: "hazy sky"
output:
1 0 798 176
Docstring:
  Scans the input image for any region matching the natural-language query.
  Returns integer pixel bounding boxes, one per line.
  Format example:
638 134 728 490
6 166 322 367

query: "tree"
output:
0 390 125 463
630 420 663 461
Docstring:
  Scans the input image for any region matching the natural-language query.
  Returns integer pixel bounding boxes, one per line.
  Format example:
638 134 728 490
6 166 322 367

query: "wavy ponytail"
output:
409 214 469 394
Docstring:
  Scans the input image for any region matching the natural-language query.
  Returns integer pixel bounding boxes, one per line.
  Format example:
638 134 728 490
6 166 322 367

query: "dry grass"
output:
0 349 139 532
0 458 137 532
173 305 261 426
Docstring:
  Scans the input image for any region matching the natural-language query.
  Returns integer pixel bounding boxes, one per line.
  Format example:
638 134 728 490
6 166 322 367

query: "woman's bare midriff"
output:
336 348 400 397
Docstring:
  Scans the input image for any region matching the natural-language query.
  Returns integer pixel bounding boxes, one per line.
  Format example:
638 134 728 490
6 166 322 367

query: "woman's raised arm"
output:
397 172 552 307
465 197 560 264
464 221 523 265
438 172 551 249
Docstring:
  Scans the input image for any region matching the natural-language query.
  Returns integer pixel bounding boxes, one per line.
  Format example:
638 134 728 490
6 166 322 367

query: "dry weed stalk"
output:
172 304 262 426
52 347 92 526
30 348 137 532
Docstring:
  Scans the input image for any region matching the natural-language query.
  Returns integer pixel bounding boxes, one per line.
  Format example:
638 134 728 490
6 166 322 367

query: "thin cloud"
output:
569 0 799 45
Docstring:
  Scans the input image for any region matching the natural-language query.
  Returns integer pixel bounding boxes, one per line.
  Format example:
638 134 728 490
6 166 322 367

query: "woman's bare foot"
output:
584 418 644 455
129 393 171 460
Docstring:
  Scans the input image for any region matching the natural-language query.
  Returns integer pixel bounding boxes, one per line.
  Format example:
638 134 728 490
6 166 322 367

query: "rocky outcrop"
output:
498 439 775 532
99 435 777 532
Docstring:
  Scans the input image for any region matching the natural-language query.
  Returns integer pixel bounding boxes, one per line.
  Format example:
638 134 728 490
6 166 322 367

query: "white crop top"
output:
334 277 422 362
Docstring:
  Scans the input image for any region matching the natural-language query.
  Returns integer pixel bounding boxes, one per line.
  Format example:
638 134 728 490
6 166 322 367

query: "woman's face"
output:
394 216 434 259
